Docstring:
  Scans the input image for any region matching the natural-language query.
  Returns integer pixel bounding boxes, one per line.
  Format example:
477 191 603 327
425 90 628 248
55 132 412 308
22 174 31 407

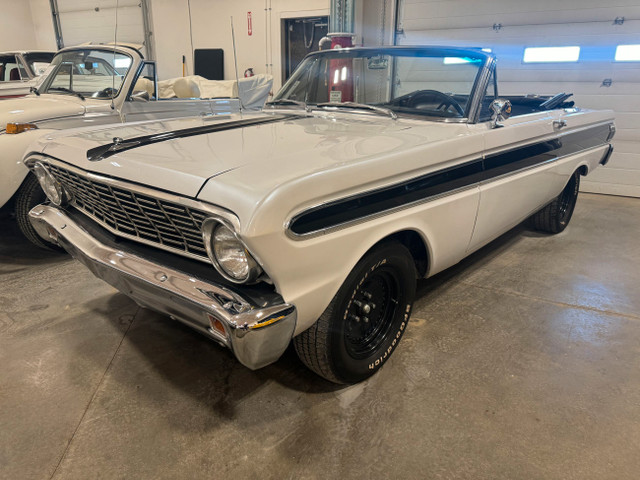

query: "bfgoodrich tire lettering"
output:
294 241 416 383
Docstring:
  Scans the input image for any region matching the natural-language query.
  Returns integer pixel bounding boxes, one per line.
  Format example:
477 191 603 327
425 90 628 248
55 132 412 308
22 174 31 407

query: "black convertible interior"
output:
382 89 575 120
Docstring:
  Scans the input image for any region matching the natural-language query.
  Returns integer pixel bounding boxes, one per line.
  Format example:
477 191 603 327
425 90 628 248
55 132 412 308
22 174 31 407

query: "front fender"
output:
0 129 55 208
242 185 480 335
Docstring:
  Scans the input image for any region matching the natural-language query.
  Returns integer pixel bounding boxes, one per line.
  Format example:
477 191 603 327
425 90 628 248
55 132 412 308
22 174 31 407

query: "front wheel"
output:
294 241 417 384
529 170 580 234
15 173 63 251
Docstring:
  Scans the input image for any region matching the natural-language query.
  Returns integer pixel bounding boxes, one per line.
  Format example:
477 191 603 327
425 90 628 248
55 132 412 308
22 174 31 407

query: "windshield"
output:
40 49 133 99
22 52 55 76
273 48 487 119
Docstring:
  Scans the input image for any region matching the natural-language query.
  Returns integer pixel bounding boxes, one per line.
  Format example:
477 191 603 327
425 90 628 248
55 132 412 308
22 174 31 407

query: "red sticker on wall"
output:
247 12 253 36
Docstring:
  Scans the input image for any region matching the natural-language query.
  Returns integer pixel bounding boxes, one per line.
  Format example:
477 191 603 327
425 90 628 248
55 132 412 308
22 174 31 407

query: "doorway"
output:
282 16 328 82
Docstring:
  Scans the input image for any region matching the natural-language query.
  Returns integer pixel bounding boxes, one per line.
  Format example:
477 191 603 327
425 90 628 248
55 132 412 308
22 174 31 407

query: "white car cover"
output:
137 74 273 109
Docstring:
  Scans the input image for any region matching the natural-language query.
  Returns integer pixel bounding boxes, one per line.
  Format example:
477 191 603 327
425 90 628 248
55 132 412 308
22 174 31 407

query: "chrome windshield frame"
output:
273 45 494 123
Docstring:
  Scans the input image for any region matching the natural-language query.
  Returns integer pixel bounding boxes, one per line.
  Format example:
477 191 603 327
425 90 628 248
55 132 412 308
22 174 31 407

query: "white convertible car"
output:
0 50 55 99
1 43 272 247
25 46 615 383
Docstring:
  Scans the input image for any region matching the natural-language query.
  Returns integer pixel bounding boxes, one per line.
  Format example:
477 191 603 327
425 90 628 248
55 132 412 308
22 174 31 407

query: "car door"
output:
467 95 561 252
0 54 28 98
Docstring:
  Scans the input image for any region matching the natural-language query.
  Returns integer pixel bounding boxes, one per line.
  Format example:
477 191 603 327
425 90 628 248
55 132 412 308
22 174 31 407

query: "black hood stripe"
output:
87 114 296 161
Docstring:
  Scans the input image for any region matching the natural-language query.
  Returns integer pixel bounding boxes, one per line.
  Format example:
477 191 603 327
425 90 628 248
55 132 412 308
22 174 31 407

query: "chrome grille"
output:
48 164 209 259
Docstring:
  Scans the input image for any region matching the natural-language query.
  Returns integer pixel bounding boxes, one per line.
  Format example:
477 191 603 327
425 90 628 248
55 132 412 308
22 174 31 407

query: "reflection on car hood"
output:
0 94 86 127
36 111 471 208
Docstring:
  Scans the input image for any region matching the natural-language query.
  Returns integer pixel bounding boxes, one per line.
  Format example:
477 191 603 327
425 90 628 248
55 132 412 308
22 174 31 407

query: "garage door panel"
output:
57 0 146 53
613 113 640 130
400 0 640 196
494 82 639 96
606 152 640 170
570 96 640 112
585 167 640 186
402 0 640 18
402 20 640 40
58 0 139 11
613 129 638 143
612 140 640 155
497 70 640 83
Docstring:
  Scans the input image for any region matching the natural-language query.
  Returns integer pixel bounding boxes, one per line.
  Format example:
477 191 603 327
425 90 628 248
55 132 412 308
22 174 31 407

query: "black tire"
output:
530 171 580 234
294 241 417 384
14 173 63 251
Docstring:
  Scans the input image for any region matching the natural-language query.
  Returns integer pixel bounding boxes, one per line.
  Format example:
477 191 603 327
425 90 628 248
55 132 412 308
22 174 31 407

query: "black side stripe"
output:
290 123 611 236
87 114 295 161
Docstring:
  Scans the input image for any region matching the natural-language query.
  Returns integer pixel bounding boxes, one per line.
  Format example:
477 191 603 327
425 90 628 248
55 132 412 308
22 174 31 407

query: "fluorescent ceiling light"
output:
523 46 580 63
615 44 640 62
443 57 482 64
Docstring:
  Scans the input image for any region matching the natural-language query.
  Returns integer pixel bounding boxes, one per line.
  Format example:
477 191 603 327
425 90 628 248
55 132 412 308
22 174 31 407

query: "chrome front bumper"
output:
29 205 297 370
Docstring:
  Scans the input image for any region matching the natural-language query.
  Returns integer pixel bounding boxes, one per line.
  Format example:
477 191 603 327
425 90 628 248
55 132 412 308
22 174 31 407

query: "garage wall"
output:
0 0 57 52
29 0 58 51
397 0 640 197
0 0 38 51
150 0 329 91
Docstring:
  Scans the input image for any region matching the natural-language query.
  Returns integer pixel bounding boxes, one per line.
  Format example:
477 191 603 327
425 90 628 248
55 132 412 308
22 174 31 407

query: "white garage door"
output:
57 0 149 57
396 0 640 197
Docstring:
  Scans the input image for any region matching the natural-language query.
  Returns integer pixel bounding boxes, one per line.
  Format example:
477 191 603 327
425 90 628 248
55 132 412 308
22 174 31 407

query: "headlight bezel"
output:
202 218 263 284
32 161 70 206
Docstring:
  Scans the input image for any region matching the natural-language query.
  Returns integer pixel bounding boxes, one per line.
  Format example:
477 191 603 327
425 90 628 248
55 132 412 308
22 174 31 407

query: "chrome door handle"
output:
553 120 567 130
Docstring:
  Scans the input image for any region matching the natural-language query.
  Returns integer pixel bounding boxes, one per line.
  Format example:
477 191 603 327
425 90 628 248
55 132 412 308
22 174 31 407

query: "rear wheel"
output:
294 241 416 384
15 173 63 251
530 171 580 234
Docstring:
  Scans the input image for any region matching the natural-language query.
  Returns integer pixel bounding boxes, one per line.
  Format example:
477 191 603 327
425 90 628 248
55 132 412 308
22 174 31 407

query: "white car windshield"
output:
272 47 487 119
40 49 133 99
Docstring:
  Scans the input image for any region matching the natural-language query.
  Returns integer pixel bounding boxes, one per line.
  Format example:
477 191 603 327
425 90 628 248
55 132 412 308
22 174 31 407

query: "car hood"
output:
35 111 474 219
1 94 85 128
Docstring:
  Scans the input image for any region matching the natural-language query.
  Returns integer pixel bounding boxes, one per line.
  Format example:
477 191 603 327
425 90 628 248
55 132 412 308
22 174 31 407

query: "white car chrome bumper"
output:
29 204 297 370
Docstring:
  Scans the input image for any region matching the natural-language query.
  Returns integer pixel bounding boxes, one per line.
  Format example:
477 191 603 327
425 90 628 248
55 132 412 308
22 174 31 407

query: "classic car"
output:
24 46 615 383
0 50 55 99
1 43 272 248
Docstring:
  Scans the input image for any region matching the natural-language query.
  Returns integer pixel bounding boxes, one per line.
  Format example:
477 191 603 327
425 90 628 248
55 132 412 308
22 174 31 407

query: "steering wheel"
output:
92 87 117 98
397 89 465 117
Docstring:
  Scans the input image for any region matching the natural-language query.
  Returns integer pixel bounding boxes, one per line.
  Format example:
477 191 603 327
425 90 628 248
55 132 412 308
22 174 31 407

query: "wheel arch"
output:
364 228 431 279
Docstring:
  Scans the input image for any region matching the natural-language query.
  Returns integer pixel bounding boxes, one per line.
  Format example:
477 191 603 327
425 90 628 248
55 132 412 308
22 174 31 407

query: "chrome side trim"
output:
29 204 296 370
286 122 613 240
284 182 478 240
478 143 608 186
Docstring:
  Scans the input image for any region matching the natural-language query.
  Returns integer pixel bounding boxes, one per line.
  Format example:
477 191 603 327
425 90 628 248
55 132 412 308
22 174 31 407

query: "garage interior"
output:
1 0 639 478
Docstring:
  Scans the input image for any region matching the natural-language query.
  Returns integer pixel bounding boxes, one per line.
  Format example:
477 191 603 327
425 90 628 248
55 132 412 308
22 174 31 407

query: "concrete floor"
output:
1 192 639 480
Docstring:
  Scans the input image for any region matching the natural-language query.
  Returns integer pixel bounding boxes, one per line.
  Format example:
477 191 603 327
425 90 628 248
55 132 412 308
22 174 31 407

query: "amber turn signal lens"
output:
6 122 38 134
207 314 227 337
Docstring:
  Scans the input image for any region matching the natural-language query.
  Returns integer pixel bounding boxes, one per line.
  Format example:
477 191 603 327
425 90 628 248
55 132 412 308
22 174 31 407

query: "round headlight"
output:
203 220 262 283
32 162 68 206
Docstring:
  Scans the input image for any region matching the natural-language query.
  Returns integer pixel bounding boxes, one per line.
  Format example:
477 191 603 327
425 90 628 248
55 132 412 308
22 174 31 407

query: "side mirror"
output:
490 99 512 128
130 90 150 102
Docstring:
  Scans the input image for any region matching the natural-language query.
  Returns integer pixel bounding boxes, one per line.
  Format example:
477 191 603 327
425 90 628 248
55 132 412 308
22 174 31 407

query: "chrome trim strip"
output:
478 142 609 186
285 182 478 240
286 121 613 240
28 204 297 370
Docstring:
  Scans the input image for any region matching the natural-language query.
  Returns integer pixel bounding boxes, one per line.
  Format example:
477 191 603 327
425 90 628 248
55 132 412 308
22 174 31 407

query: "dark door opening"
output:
282 16 328 81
